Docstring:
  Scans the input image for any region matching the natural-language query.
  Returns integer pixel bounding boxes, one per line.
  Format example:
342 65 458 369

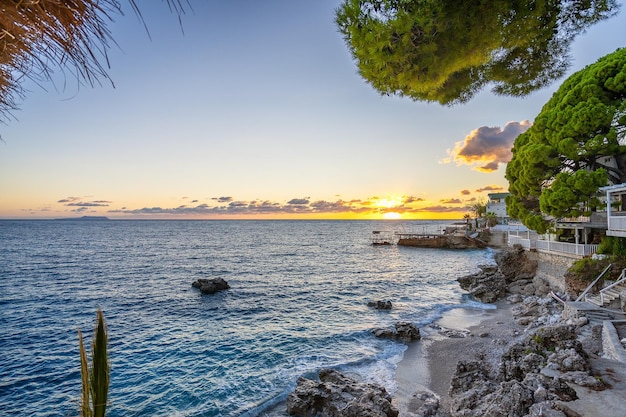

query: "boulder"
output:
495 246 538 282
191 278 230 294
457 266 507 303
372 322 421 341
286 368 398 417
367 300 392 310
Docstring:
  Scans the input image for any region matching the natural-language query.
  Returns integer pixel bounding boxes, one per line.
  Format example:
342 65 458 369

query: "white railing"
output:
508 235 533 249
535 240 599 257
508 235 598 257
559 216 591 223
576 263 612 302
598 268 626 305
607 215 626 233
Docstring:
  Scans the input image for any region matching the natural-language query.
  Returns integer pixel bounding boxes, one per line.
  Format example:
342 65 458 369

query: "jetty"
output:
395 232 487 249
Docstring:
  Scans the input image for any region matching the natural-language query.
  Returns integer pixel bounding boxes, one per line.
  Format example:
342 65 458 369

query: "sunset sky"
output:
1 1 624 220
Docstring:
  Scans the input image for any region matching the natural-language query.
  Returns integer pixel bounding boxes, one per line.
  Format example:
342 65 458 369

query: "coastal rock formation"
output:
457 265 507 303
191 278 230 294
286 368 399 417
397 235 486 249
495 245 538 282
445 323 602 417
372 321 421 341
457 247 544 303
368 300 393 310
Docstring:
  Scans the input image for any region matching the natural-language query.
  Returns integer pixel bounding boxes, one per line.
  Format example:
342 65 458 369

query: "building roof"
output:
487 192 510 199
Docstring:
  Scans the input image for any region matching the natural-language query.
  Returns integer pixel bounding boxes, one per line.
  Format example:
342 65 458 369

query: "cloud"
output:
443 120 531 172
403 196 425 203
108 197 387 217
287 198 310 205
58 196 111 207
57 197 80 203
460 189 471 195
475 185 505 193
410 205 468 213
100 194 467 218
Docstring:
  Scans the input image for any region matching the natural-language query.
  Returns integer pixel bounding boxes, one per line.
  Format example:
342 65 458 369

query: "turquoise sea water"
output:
0 220 494 416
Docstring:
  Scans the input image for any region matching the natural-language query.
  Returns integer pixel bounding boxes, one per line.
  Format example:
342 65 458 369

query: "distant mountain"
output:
56 216 110 221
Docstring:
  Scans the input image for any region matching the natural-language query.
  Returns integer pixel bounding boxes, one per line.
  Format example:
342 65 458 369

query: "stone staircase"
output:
586 282 626 308
582 308 615 323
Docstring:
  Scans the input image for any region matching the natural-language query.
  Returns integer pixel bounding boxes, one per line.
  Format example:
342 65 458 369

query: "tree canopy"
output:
505 48 626 233
335 0 618 105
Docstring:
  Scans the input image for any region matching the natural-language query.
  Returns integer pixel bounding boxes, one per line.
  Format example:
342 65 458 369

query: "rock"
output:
457 266 507 303
372 322 421 341
495 246 538 282
407 391 439 417
367 300 392 310
532 276 551 296
526 402 568 417
449 360 491 396
286 368 398 417
191 277 230 294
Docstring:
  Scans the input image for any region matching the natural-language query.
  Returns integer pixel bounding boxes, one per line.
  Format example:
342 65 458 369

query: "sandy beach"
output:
394 301 525 415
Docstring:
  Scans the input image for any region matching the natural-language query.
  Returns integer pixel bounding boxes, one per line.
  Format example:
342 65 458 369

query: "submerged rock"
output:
286 368 398 417
192 278 230 294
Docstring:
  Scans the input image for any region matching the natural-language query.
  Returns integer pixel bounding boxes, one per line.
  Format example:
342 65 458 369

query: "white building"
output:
486 192 510 223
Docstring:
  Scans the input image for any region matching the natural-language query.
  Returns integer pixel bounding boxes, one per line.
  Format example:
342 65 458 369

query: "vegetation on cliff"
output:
565 236 626 293
506 48 626 233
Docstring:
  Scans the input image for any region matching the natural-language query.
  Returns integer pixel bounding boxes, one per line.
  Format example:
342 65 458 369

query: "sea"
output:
0 219 496 417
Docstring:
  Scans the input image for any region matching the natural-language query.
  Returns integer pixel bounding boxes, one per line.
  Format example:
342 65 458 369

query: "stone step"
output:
603 289 621 299
584 310 614 322
586 294 603 306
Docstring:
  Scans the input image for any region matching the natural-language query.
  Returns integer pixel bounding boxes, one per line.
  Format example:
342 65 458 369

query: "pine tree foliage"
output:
335 0 618 105
505 48 626 233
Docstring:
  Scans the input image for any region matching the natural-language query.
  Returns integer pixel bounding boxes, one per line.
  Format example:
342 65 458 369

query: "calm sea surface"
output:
0 220 495 416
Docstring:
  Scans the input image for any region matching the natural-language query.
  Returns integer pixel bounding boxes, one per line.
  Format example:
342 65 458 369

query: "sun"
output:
382 212 402 220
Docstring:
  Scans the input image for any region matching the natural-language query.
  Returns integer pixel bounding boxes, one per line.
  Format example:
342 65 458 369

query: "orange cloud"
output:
475 185 505 193
444 120 531 172
46 193 464 220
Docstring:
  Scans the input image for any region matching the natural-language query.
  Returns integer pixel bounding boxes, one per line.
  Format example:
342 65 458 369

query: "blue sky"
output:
1 0 624 219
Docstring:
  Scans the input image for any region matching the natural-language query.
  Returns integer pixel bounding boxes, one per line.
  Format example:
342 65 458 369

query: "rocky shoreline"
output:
285 246 626 417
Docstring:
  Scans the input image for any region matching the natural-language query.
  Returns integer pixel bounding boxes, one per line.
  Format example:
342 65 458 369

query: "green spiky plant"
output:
78 308 110 417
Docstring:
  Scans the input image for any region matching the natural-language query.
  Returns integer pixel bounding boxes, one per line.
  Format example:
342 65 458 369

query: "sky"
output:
0 0 624 220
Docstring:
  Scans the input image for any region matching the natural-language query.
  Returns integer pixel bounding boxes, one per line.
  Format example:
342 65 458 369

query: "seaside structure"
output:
486 192 510 224
601 183 626 237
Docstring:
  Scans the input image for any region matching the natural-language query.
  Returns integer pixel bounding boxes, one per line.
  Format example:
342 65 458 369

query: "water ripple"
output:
0 220 494 416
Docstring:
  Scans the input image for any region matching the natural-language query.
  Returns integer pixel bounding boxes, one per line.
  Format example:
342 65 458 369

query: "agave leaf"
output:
78 330 92 417
90 308 109 417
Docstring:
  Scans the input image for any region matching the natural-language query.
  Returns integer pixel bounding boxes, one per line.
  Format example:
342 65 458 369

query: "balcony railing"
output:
508 235 598 257
607 213 626 234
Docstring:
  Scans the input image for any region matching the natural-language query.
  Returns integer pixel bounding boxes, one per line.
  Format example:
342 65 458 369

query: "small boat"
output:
371 230 394 245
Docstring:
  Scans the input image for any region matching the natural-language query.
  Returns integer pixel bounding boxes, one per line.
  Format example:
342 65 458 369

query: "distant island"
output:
55 216 110 221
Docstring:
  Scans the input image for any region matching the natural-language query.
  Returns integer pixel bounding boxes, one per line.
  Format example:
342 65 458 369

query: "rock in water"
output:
367 300 393 310
372 321 421 341
286 368 399 417
191 278 230 294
